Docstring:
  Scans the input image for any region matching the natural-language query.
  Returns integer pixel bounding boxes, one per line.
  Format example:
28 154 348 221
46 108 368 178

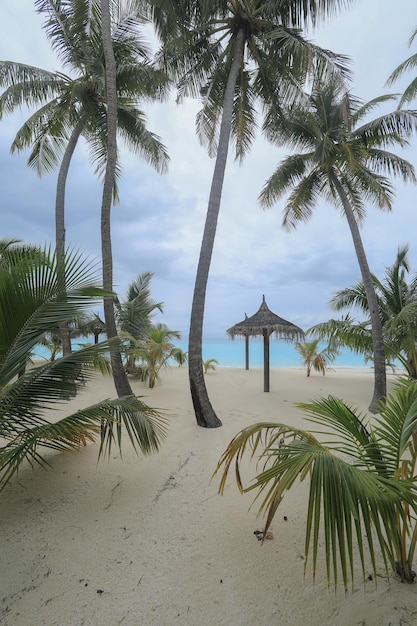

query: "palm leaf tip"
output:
98 395 168 459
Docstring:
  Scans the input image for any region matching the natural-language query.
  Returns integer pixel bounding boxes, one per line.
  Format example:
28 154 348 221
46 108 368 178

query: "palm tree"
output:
0 0 169 355
150 0 353 428
39 331 63 361
386 26 417 107
214 377 417 589
203 358 218 374
172 348 188 367
0 238 38 265
369 246 417 377
0 238 49 273
0 0 169 257
73 312 107 344
0 244 166 492
311 245 417 378
295 338 339 376
115 271 163 371
136 323 182 388
308 314 374 364
260 76 417 412
100 0 131 395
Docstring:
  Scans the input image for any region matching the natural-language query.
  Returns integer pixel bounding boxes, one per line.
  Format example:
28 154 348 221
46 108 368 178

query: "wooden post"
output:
245 334 249 370
263 328 270 392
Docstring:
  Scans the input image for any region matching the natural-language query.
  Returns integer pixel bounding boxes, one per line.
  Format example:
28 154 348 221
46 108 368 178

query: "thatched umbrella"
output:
227 295 304 392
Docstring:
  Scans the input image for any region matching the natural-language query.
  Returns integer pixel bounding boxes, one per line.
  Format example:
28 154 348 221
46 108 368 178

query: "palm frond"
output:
214 384 417 589
0 244 167 491
98 395 168 458
373 378 417 470
259 153 315 208
0 393 167 491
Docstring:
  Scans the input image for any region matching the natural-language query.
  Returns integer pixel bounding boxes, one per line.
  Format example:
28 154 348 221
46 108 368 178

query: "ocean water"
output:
176 338 370 369
33 337 373 369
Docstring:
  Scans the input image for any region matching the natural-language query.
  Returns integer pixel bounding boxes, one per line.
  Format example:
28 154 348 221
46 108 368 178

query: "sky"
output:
0 1 416 339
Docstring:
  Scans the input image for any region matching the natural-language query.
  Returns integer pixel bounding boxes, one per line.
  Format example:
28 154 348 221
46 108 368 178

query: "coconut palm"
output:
73 312 107 344
0 0 169 258
102 0 130 392
116 272 163 339
0 0 169 357
0 238 49 275
203 358 218 374
368 246 417 378
100 0 130 395
295 338 339 376
136 323 182 388
386 26 417 107
39 331 63 361
172 348 188 367
0 244 166 492
214 377 417 589
260 75 417 412
308 314 374 364
98 0 167 396
149 0 353 427
0 238 39 265
311 245 417 379
115 271 163 372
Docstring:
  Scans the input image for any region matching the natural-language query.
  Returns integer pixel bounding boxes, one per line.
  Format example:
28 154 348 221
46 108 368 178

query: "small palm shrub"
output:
295 338 339 376
203 358 219 374
214 378 417 589
0 246 167 491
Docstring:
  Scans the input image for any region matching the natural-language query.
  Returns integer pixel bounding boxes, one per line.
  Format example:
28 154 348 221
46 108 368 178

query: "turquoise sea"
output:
176 338 370 369
33 337 378 370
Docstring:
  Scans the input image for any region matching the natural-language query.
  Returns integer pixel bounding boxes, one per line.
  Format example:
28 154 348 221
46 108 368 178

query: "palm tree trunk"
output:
406 329 417 379
331 172 386 412
56 119 85 356
55 120 84 260
188 29 245 428
100 0 133 398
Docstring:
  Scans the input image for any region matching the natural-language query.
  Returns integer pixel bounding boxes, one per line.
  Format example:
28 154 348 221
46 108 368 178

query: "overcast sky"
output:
0 1 416 338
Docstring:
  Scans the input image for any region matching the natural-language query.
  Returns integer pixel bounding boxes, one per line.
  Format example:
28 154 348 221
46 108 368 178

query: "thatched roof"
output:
227 295 304 342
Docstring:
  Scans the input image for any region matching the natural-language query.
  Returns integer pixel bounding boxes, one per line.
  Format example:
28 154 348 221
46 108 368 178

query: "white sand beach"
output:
2 366 417 626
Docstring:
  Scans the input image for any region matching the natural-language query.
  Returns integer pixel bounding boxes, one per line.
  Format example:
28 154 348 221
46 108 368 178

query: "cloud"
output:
1 0 416 340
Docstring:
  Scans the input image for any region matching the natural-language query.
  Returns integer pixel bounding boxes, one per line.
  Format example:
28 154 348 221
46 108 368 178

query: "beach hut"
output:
227 295 304 392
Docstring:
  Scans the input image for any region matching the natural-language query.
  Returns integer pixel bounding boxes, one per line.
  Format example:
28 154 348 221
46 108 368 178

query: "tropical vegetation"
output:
149 0 353 428
0 0 169 368
294 339 339 376
0 244 166 492
214 377 417 588
172 348 188 367
203 358 219 374
260 74 417 412
310 245 417 379
116 271 163 372
74 312 107 345
139 323 182 388
386 26 417 106
0 0 169 258
121 323 181 387
39 330 64 361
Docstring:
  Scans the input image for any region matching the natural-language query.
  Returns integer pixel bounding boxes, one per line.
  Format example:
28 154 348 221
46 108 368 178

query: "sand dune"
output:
2 366 417 626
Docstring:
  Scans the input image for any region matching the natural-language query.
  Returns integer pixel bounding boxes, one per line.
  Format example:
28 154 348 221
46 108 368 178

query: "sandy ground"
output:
2 366 417 626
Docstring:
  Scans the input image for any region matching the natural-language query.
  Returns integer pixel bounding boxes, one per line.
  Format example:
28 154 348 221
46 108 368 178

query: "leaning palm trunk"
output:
55 120 85 260
188 30 245 428
100 0 133 398
56 119 85 356
331 173 386 411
